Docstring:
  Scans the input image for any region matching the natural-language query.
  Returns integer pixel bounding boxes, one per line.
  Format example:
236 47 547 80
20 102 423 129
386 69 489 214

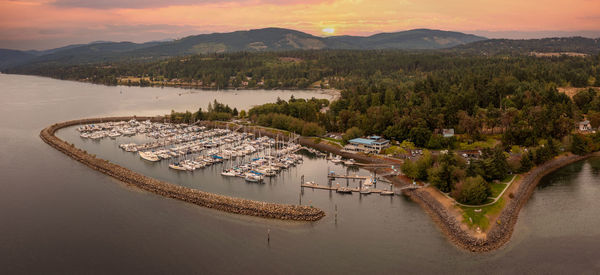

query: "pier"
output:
301 182 421 194
327 173 369 180
301 183 394 194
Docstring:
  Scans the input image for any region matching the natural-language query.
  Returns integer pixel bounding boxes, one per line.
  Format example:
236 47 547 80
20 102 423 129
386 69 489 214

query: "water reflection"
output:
3 74 600 273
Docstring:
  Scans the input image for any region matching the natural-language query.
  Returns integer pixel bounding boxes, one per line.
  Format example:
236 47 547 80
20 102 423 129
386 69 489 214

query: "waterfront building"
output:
579 120 592 131
343 135 390 154
442 128 455 138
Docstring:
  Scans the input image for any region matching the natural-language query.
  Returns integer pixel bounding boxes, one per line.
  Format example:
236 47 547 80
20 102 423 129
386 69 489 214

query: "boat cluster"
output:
77 119 204 140
119 127 229 152
77 120 318 183
77 120 311 183
220 153 304 183
328 154 357 166
156 132 305 183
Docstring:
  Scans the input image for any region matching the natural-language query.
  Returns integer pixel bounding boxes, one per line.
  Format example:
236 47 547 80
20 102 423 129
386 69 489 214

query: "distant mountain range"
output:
449 37 600 55
1 27 598 71
0 28 486 69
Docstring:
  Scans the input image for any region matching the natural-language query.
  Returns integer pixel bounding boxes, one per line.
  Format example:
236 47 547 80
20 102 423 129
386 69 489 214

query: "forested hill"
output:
0 49 36 69
450 37 600 55
326 29 485 49
0 28 485 70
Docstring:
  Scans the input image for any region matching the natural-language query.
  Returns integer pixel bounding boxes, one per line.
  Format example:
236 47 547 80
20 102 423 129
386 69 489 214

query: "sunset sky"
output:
1 0 599 50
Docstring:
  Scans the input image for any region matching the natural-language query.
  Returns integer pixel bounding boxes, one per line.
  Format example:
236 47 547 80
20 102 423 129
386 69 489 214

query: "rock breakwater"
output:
40 116 325 222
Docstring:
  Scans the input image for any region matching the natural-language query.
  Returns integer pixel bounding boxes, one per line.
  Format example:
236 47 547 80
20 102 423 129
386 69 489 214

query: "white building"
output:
343 135 390 154
442 128 455 138
579 120 592 131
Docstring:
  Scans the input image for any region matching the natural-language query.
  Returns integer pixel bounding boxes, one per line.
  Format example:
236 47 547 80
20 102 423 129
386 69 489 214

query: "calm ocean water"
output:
1 73 600 274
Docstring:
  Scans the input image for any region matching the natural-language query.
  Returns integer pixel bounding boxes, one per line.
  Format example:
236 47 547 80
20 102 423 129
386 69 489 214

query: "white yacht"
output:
169 162 187 171
139 151 160 162
330 155 343 164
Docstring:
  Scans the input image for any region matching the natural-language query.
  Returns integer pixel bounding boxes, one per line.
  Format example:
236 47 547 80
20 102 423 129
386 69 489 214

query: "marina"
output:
3 74 600 273
68 117 410 202
76 119 308 184
301 182 396 195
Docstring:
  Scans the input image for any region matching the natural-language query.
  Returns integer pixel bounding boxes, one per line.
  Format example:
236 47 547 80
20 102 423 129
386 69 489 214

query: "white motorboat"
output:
221 169 237 177
108 131 121 138
169 163 187 171
336 187 353 194
344 159 356 166
139 151 160 162
330 155 343 164
244 173 264 183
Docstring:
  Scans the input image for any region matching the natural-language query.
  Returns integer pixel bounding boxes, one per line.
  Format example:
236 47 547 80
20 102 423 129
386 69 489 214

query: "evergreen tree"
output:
519 152 533 172
571 134 589 155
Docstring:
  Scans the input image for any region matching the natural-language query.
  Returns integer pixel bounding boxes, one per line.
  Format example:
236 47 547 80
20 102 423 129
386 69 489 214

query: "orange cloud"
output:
1 0 599 49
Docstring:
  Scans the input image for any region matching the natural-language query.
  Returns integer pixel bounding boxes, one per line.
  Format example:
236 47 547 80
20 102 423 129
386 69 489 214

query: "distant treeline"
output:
11 50 600 148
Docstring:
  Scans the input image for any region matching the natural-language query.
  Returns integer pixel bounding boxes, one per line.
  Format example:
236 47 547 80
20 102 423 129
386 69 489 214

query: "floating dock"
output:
301 183 394 194
327 173 369 180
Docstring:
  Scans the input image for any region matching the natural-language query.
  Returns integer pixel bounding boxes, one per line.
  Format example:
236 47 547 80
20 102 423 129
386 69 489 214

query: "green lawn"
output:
381 145 408 155
457 137 499 150
490 175 517 198
501 174 516 184
460 198 505 231
490 183 507 198
321 137 342 143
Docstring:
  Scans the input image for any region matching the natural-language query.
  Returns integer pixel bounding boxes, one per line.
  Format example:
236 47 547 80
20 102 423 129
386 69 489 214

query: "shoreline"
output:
40 115 598 251
40 116 325 222
240 122 600 252
402 152 599 252
8 73 342 102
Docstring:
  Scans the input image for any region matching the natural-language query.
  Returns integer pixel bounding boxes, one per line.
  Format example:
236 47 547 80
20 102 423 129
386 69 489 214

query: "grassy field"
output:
460 198 505 231
457 137 500 150
489 175 517 198
381 145 409 155
319 137 342 148
321 137 342 143
490 183 506 198
459 174 518 230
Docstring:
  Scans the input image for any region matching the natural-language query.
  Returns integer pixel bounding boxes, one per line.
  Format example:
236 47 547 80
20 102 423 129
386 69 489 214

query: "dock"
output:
301 183 395 194
301 182 421 194
327 173 368 180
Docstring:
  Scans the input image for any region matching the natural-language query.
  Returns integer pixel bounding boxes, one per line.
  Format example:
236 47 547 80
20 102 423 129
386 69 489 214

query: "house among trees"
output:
442 128 455 138
579 120 592 131
343 136 390 154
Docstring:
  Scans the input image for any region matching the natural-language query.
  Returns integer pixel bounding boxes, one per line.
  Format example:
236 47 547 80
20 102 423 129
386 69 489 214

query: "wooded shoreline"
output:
404 152 598 252
40 116 325 222
40 115 598 251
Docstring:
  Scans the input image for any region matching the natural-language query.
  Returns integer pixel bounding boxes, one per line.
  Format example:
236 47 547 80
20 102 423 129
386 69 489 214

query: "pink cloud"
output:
1 0 599 49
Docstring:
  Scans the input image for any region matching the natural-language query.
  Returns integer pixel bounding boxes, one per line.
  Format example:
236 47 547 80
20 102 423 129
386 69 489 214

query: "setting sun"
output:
322 27 335 35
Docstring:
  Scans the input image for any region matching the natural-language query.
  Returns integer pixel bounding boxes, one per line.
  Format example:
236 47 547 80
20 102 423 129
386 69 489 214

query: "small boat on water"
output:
380 190 394 196
169 162 187 171
244 171 264 183
330 155 343 164
139 151 160 162
344 159 356 166
221 169 237 177
108 131 121 138
362 177 375 186
360 187 371 194
336 186 353 194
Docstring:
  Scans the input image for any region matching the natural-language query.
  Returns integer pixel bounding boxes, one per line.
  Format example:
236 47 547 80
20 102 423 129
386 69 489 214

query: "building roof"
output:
442 128 455 137
349 138 388 145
